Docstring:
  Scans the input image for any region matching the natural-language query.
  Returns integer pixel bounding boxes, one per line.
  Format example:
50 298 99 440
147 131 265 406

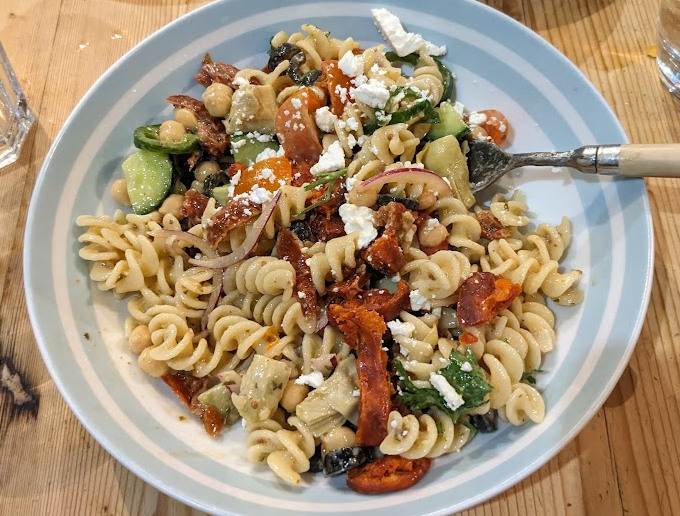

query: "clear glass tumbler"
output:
0 39 34 168
658 0 680 99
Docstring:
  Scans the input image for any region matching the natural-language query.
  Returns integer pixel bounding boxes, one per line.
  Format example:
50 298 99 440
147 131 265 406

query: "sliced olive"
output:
268 43 302 71
289 220 313 242
375 194 419 211
469 410 497 433
202 171 229 199
323 446 374 477
308 446 324 473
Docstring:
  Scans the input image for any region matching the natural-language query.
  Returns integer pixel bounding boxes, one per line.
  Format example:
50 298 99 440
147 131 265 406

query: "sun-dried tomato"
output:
162 373 210 412
477 210 512 240
201 405 224 437
346 456 432 494
181 189 210 227
459 332 479 344
361 229 405 276
277 228 317 318
457 272 521 327
205 196 260 248
421 240 449 256
326 265 371 302
162 373 225 437
342 280 410 322
308 212 347 242
166 94 229 156
327 305 390 446
194 54 240 88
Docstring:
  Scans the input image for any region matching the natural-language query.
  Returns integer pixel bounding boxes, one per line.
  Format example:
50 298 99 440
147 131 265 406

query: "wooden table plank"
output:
1 0 679 515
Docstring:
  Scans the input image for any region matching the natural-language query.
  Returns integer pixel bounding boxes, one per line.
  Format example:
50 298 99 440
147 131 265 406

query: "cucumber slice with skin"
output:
230 134 279 164
122 150 173 214
427 101 470 140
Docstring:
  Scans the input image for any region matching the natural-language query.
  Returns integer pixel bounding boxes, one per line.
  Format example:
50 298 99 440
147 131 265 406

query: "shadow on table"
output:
479 0 620 27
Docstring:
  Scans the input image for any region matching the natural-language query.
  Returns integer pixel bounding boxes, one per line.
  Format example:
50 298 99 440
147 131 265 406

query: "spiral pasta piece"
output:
223 256 296 300
246 416 316 485
379 409 472 459
306 233 359 294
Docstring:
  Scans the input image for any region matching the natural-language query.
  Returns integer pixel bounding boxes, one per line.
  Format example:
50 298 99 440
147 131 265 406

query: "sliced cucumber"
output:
122 150 173 214
230 134 279 165
211 184 230 206
426 101 469 140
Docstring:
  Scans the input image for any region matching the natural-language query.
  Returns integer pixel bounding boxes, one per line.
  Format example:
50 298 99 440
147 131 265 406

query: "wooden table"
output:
1 0 678 514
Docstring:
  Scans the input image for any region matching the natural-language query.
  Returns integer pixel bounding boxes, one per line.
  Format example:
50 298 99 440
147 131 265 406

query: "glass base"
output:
657 35 680 100
0 99 34 169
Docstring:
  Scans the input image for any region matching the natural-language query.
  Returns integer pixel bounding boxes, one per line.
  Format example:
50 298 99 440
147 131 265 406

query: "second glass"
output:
658 0 680 100
0 39 34 169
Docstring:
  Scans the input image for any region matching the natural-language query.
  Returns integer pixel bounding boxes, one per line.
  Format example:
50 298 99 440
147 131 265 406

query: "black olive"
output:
287 52 322 86
268 43 302 72
172 151 202 189
308 446 324 473
289 220 313 242
375 194 419 211
323 446 374 477
469 410 497 433
202 171 229 199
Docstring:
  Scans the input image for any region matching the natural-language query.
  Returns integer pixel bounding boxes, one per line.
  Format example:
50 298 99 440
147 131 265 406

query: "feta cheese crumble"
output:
254 146 285 163
429 372 465 411
338 51 365 77
352 78 391 109
291 97 302 109
295 371 324 389
387 319 416 338
372 8 446 57
314 106 338 133
409 289 432 311
310 140 345 175
461 362 473 373
468 111 488 126
338 203 378 249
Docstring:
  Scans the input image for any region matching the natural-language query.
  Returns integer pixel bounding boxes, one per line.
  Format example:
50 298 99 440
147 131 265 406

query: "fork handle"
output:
594 143 680 177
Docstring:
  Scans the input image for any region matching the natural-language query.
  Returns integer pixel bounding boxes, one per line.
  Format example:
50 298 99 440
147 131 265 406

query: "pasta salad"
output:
76 8 582 493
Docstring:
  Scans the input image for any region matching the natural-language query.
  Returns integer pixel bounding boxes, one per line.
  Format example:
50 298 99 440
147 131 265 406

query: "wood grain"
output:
1 0 679 515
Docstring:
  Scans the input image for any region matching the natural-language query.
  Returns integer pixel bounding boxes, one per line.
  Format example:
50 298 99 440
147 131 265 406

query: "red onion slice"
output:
188 190 281 269
348 167 454 206
201 269 224 331
153 229 216 258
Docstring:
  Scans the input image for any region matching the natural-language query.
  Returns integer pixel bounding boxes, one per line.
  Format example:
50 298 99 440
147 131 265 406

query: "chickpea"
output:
190 179 204 194
194 161 221 183
418 219 449 247
110 178 131 207
321 426 356 456
171 181 187 195
279 379 309 413
417 189 437 210
138 346 169 377
158 193 186 219
174 107 198 130
128 325 152 354
202 82 233 118
158 120 187 143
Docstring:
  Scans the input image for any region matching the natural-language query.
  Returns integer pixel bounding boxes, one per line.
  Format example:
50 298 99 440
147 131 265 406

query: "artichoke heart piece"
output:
232 355 291 425
224 84 278 134
418 135 476 208
197 383 240 427
295 356 359 437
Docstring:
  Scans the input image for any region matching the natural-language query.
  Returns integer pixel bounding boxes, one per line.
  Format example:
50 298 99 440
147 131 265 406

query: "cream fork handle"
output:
617 144 680 177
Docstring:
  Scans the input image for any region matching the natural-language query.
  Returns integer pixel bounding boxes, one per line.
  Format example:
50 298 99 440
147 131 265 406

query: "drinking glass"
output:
658 0 680 99
0 39 34 168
